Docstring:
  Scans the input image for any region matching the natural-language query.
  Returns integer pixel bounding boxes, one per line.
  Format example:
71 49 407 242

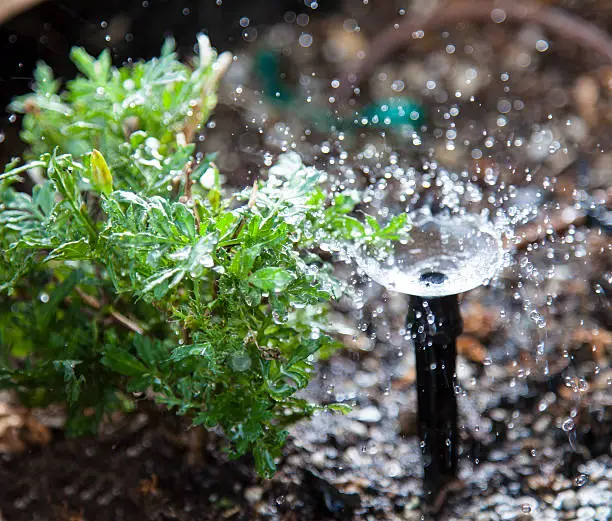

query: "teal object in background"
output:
254 48 426 133
255 49 293 104
359 97 425 129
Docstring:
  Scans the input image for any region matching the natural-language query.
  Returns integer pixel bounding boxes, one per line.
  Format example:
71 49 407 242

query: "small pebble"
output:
553 489 578 511
352 405 382 424
533 416 551 434
577 506 596 520
311 451 326 468
244 486 263 504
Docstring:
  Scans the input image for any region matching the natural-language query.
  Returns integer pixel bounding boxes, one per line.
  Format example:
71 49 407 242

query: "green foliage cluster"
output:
0 37 410 476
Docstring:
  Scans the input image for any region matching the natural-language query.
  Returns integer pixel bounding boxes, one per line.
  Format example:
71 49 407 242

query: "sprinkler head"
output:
354 212 503 298
353 212 505 508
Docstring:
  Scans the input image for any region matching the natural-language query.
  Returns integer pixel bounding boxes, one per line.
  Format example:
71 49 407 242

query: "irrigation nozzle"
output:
354 212 504 507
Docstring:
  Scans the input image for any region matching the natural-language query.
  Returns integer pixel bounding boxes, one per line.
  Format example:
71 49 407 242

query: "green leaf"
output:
172 204 197 241
377 212 410 240
126 375 154 393
168 343 211 362
70 47 98 79
285 338 322 368
185 234 217 276
249 267 295 292
133 336 168 366
333 215 366 239
331 192 360 213
47 151 79 202
326 403 352 414
45 238 91 262
253 444 278 479
364 214 380 232
32 181 55 217
141 267 182 295
33 61 60 96
229 245 260 277
215 211 239 237
113 190 149 208
37 269 84 326
52 360 83 404
101 346 148 376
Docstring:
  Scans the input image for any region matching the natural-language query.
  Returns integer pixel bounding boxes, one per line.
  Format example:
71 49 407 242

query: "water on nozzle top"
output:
354 213 504 297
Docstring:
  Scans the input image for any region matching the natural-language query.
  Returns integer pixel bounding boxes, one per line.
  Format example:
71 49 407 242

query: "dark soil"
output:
0 411 320 521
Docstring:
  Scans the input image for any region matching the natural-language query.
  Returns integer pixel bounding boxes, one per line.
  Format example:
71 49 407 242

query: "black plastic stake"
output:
407 282 463 505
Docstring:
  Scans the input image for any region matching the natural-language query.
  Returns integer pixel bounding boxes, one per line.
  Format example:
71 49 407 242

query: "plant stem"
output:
74 286 144 335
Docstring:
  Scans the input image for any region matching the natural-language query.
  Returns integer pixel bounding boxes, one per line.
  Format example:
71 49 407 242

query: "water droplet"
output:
575 474 588 487
298 33 313 47
231 352 251 371
562 418 575 432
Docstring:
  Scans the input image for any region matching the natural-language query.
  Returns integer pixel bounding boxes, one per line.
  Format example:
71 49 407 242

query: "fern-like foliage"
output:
0 37 409 476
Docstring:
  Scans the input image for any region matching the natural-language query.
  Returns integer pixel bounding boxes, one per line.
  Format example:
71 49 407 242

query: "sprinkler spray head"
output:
354 213 504 509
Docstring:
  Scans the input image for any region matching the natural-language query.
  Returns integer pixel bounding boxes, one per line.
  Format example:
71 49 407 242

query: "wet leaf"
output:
101 346 148 376
249 267 295 292
326 403 352 414
45 238 91 262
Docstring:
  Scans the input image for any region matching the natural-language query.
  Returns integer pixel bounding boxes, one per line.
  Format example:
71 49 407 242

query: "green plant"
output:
0 37 409 476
